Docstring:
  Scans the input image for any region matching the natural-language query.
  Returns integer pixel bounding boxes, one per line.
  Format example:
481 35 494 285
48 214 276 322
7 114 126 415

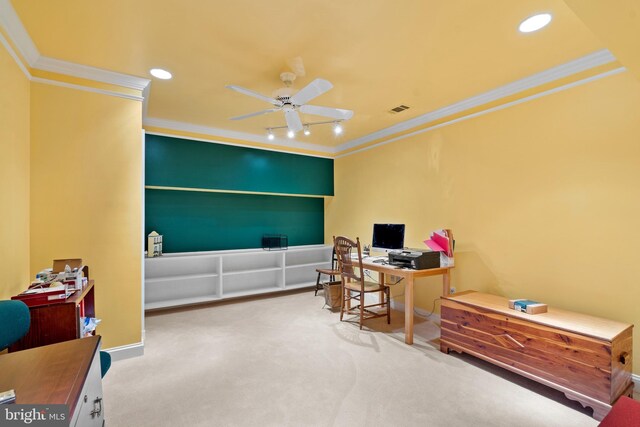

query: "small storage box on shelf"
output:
440 291 634 420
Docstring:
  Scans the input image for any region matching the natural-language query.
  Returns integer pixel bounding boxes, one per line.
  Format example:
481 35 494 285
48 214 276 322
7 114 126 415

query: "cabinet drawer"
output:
70 348 104 427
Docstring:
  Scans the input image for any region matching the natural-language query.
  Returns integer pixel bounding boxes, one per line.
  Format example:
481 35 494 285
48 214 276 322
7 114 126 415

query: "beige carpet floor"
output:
103 290 605 427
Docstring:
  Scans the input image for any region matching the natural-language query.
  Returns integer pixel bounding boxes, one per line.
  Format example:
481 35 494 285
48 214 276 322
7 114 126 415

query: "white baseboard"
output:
104 342 144 361
391 299 440 321
366 293 440 320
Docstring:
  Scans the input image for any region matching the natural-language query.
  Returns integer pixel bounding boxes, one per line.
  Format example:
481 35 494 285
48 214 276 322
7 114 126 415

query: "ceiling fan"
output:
226 71 354 133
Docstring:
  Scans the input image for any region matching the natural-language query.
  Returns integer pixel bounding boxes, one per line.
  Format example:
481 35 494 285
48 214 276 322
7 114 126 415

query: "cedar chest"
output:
440 291 634 420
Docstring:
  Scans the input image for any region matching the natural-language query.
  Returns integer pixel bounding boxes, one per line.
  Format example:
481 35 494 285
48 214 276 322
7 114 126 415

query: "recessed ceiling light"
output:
303 125 311 136
267 130 274 140
333 122 343 135
287 130 295 139
150 68 172 80
519 13 552 33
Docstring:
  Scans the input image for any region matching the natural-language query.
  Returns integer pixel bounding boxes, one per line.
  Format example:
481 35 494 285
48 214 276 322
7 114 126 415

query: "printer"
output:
388 249 440 270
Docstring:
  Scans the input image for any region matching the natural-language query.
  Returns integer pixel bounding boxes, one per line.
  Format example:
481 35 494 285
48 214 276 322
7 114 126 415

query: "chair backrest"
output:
0 300 30 351
330 246 338 271
333 235 365 289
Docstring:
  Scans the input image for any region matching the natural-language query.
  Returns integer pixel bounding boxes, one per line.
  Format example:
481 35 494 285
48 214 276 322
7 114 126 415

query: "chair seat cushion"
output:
599 396 640 427
316 268 340 275
344 280 385 292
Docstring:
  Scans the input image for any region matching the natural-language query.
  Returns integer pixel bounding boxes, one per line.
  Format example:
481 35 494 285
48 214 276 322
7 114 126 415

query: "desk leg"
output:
378 272 385 305
442 270 451 296
405 276 414 345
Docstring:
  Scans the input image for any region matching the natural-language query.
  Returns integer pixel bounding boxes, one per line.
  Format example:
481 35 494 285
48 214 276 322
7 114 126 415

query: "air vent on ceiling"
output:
389 104 410 114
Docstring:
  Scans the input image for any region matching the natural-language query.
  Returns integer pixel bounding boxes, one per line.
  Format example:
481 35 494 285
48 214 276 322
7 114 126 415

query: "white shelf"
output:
284 281 318 290
145 295 220 310
222 286 283 299
146 273 218 283
145 245 331 310
222 267 282 276
286 262 331 269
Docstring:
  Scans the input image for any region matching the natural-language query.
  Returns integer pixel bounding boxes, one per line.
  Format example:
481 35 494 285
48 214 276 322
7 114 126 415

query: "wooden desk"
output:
0 335 105 426
10 280 96 352
358 256 453 344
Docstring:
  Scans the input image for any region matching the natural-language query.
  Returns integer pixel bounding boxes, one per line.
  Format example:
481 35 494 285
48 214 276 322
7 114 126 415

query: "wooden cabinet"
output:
10 280 96 352
0 335 105 426
440 291 634 420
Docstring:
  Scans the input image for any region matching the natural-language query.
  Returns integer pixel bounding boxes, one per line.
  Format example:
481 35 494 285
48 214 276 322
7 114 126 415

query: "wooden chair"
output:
314 247 340 296
333 235 390 329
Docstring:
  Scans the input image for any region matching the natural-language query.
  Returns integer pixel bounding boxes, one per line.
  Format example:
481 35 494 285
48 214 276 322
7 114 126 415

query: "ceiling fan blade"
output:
285 110 303 132
230 109 280 121
299 105 354 120
289 78 333 106
226 85 282 106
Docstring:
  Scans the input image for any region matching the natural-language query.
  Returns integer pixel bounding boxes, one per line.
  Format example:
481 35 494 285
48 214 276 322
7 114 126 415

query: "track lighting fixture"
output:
265 119 346 140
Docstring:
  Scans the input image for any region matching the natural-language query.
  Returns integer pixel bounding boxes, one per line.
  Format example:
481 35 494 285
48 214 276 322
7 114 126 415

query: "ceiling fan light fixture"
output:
287 130 295 139
333 122 343 135
267 129 275 140
518 13 552 33
303 125 311 136
150 68 172 79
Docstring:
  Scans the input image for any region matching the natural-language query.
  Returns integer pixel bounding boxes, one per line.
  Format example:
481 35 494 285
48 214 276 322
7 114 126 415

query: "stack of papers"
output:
424 229 454 257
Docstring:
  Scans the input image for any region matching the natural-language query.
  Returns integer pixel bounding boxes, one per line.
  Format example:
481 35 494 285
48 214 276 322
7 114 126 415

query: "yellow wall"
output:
30 83 143 349
565 0 640 81
326 71 640 372
0 40 30 299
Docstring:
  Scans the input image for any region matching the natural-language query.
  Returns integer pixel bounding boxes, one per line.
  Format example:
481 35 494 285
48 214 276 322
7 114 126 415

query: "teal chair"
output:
100 350 111 377
0 300 110 378
0 300 30 351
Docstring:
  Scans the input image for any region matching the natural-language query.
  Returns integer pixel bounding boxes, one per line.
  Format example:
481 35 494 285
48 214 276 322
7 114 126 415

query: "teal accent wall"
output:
145 134 333 196
145 189 324 253
144 134 332 253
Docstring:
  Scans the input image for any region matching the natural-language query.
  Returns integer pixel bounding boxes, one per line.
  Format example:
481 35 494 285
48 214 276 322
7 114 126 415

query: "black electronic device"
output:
262 234 288 251
388 249 440 270
371 224 405 252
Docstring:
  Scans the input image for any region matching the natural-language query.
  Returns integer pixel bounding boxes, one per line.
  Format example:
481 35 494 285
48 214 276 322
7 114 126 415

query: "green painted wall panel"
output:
145 134 334 196
145 189 324 253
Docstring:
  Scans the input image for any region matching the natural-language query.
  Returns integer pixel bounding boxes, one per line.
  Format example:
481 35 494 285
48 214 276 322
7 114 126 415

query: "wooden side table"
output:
10 280 96 352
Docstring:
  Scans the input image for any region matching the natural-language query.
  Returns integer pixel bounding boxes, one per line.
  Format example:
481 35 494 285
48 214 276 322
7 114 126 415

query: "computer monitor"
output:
372 224 405 252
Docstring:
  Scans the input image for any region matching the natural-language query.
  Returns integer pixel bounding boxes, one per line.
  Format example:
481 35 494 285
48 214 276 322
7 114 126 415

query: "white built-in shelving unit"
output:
144 245 332 310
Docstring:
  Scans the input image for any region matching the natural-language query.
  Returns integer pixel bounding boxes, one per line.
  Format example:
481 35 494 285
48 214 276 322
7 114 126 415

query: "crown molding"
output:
31 76 144 102
0 0 150 92
144 117 335 156
0 0 38 65
337 49 617 153
0 25 28 77
33 56 150 91
337 66 625 158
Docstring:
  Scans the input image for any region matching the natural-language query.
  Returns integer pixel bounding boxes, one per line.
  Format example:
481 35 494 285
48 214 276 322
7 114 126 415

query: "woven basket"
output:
323 281 342 311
